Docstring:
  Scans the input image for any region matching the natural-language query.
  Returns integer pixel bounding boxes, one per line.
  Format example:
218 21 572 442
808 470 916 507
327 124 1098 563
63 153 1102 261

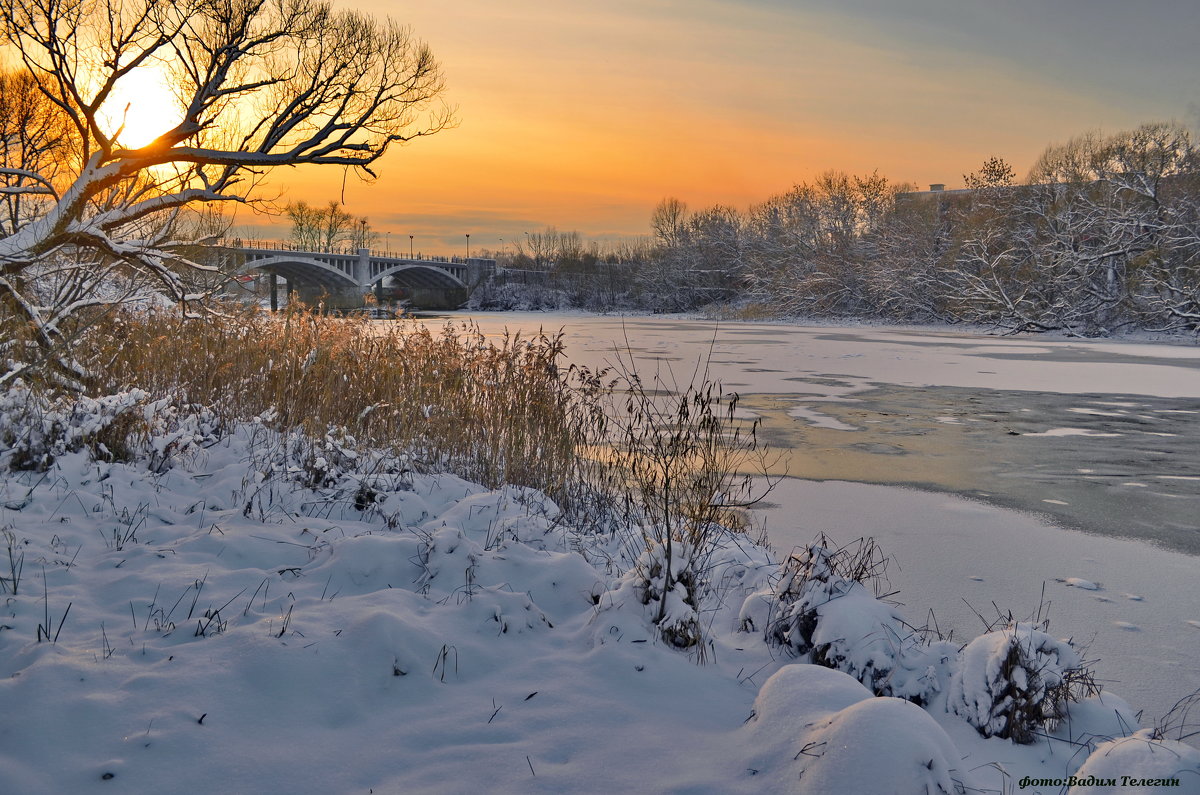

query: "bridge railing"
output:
217 238 495 267
218 238 365 256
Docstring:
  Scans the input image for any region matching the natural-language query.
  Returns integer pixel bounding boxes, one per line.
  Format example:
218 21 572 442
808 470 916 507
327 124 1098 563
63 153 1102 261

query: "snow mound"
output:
746 664 974 794
1068 731 1200 793
1060 577 1102 590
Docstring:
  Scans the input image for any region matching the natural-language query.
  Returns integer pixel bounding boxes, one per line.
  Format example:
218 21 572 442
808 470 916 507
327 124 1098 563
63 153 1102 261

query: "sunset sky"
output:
242 0 1200 254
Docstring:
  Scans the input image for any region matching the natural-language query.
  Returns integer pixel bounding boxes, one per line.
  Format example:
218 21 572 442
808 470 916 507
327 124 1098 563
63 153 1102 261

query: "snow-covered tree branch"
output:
0 0 451 389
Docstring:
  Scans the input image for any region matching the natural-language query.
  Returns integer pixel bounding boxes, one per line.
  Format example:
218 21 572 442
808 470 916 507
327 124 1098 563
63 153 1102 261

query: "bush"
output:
0 385 221 472
592 356 776 651
747 538 953 704
948 622 1086 744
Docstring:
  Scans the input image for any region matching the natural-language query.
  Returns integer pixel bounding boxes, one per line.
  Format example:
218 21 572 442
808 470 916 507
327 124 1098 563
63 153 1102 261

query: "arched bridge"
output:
219 240 496 310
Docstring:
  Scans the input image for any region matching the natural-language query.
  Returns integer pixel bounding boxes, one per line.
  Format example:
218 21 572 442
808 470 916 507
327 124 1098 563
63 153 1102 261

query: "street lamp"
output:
409 234 414 259
465 233 470 259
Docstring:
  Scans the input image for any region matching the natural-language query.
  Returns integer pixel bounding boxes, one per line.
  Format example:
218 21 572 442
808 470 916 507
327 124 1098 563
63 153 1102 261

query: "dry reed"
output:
81 305 591 498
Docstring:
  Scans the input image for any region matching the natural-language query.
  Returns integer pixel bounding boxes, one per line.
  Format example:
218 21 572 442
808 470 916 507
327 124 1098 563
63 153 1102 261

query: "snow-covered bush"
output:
747 541 954 704
949 622 1085 743
590 355 776 652
233 420 419 523
616 538 703 648
596 523 775 655
0 385 222 472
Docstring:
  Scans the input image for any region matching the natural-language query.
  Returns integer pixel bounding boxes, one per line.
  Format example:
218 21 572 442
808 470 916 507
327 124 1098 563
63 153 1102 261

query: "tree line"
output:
478 122 1200 335
284 200 379 252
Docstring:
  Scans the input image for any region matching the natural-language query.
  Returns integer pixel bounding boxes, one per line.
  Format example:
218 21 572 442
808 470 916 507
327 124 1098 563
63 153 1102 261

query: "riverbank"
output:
2 412 1196 792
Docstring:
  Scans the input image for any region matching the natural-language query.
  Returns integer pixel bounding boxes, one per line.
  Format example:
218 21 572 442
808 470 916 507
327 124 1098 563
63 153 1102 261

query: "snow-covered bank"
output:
761 479 1200 736
2 402 1197 793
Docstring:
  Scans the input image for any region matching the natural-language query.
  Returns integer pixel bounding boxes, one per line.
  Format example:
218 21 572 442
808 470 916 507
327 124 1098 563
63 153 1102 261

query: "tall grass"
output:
82 306 592 497
14 303 775 653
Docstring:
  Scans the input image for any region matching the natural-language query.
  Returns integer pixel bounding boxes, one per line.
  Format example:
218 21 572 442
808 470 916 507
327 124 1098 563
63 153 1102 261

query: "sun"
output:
97 65 184 149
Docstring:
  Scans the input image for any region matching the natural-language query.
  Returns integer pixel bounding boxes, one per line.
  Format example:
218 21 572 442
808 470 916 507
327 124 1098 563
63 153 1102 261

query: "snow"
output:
1069 732 1200 793
1025 428 1124 437
948 623 1080 741
787 404 858 430
3 398 1194 792
436 312 1200 398
744 666 972 794
759 478 1199 733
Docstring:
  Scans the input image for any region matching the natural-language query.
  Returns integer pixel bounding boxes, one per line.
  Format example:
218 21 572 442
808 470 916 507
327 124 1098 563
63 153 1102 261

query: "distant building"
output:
896 183 975 202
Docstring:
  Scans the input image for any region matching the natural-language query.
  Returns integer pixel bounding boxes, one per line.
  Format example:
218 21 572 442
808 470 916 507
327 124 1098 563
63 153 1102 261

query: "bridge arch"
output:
238 255 360 293
370 263 467 290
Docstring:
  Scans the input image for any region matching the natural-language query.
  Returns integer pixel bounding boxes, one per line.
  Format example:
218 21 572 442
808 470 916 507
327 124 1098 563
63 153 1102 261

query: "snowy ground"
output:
2 399 1199 792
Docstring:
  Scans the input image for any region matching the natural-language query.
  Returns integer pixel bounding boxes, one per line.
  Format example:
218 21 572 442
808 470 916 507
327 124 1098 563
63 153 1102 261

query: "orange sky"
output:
238 0 1200 254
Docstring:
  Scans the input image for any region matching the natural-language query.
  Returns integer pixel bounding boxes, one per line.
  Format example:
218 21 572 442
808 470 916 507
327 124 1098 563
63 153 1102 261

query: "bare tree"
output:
515 228 566 270
0 69 71 238
284 200 323 250
317 201 354 251
0 0 451 388
650 197 688 248
964 156 1016 190
285 200 367 251
348 216 379 251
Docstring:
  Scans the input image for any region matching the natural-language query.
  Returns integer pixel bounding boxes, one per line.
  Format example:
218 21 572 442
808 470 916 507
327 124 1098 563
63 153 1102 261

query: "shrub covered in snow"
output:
948 622 1085 744
597 526 776 656
0 384 221 472
612 538 704 648
744 541 955 704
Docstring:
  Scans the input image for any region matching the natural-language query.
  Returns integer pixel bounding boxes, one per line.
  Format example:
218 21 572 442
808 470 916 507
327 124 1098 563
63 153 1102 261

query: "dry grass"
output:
80 305 592 498
8 302 779 662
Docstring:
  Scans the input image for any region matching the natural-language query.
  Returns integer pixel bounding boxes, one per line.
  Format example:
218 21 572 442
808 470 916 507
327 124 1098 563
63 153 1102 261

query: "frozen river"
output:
415 312 1200 724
